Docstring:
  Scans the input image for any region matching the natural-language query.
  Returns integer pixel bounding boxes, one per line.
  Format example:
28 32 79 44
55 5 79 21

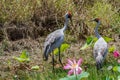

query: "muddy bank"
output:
0 21 47 41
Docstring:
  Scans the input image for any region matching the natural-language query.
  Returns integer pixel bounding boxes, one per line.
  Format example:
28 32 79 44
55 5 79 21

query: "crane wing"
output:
93 37 108 59
44 29 63 47
43 29 64 60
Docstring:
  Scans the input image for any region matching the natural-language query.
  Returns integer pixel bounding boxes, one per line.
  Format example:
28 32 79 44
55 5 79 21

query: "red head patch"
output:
67 11 71 15
94 18 100 22
67 11 72 18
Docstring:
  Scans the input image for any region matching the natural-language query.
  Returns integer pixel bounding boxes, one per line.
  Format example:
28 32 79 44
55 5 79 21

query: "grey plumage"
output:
92 18 108 70
43 12 72 70
43 29 64 60
93 37 108 69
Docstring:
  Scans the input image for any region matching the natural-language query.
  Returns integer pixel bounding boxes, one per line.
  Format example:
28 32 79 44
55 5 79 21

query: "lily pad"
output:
59 72 89 80
105 76 114 80
118 75 120 80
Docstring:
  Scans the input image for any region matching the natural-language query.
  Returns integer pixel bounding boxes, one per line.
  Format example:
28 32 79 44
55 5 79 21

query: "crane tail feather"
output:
96 61 102 70
43 45 51 61
96 53 103 70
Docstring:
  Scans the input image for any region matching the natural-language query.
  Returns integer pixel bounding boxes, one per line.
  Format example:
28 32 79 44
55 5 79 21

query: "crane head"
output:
91 18 100 23
65 11 73 26
65 11 72 19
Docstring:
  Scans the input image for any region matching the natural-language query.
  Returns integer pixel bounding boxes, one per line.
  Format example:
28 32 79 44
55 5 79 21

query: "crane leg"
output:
58 47 63 67
52 52 55 71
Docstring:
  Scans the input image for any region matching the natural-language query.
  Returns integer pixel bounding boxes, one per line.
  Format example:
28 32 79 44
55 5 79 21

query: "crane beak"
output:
89 19 94 22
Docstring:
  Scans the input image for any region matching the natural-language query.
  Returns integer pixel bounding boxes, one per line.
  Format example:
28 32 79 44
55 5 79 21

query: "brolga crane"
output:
43 12 72 70
91 18 108 70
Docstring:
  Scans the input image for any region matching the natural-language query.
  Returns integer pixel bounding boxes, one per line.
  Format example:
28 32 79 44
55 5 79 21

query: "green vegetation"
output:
80 36 113 50
11 58 120 80
0 0 120 80
13 50 30 63
60 72 89 80
54 43 70 55
31 65 40 70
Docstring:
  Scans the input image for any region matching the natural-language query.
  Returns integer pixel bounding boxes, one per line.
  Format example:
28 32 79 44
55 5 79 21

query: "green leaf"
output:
103 37 113 42
105 76 114 80
118 66 120 72
20 50 29 58
93 37 98 43
80 36 113 50
86 36 94 44
92 36 113 44
54 43 70 55
80 43 89 50
105 77 109 80
108 46 116 53
60 43 70 52
13 50 30 62
118 75 120 80
110 76 114 80
113 66 118 72
59 75 75 80
31 65 40 70
13 57 30 62
54 49 59 55
80 36 94 50
59 72 89 80
113 66 120 72
77 72 90 80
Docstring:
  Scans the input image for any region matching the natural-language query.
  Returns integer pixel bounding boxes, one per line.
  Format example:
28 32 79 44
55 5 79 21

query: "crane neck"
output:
62 17 69 32
95 21 101 39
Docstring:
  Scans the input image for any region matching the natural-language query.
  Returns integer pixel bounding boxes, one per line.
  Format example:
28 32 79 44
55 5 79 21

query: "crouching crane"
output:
91 18 108 70
43 12 72 70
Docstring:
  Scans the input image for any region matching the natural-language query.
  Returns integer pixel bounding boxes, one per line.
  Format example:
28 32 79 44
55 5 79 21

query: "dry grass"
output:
0 0 119 42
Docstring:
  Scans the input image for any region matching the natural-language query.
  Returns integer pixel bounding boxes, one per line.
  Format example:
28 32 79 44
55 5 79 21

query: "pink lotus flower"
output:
113 51 120 58
64 58 83 76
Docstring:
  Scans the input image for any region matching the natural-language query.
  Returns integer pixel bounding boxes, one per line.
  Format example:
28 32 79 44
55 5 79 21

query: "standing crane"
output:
43 12 72 70
92 18 108 70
